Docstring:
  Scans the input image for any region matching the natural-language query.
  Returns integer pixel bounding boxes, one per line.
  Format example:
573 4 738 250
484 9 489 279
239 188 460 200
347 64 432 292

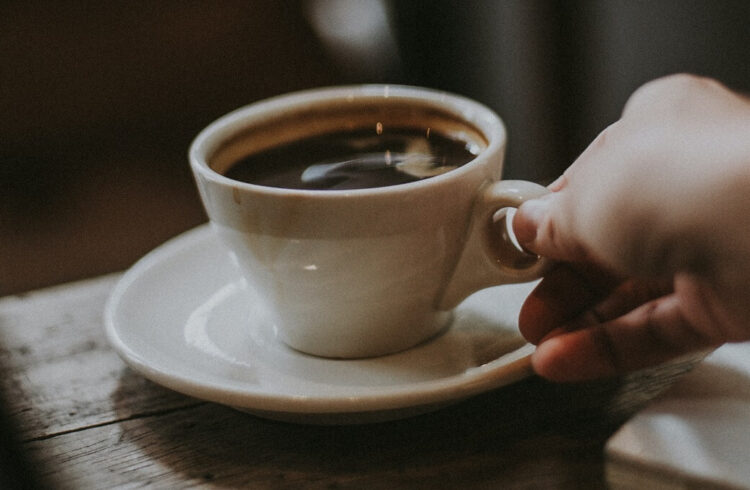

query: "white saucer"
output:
105 225 538 424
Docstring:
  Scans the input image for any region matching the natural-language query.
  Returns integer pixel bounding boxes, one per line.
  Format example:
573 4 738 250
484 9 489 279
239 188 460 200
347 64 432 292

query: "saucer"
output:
105 225 538 424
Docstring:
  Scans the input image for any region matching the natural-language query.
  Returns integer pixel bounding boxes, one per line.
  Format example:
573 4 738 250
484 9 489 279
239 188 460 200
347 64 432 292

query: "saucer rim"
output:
104 225 535 416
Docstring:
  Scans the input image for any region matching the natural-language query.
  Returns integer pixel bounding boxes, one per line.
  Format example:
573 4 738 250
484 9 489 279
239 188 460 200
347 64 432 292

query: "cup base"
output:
276 311 454 359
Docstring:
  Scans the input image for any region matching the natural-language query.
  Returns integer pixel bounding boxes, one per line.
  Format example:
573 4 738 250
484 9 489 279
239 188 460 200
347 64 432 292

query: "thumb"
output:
513 193 588 262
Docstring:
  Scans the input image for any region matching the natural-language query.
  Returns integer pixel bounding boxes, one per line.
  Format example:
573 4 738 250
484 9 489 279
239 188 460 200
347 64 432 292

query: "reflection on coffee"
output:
222 127 480 190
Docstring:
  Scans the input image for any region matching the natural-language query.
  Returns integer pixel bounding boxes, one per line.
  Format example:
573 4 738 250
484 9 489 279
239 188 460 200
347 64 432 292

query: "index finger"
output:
519 262 620 344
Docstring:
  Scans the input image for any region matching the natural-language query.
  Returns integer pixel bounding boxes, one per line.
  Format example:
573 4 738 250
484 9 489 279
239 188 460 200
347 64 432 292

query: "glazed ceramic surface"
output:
189 85 548 357
105 226 538 424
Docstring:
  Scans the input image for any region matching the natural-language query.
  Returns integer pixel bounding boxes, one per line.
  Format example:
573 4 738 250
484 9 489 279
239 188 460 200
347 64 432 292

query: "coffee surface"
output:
222 127 479 190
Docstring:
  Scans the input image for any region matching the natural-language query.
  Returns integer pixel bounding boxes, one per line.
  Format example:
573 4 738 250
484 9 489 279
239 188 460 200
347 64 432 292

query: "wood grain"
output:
0 275 198 442
0 275 702 488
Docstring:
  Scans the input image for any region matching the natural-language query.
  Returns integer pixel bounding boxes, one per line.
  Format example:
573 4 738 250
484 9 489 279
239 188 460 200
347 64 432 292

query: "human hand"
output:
513 74 750 382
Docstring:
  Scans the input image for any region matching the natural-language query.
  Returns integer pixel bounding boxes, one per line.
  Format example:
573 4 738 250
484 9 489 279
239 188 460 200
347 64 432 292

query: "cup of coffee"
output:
189 85 549 358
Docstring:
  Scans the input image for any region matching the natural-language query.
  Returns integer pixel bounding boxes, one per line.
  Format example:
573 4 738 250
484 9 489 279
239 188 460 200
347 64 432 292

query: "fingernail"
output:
514 198 549 247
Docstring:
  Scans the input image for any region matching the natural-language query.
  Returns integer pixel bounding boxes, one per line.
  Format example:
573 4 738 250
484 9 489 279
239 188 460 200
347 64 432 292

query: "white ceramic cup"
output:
189 85 549 358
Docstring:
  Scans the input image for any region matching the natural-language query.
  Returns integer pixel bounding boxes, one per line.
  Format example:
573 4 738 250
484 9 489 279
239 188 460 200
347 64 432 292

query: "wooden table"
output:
0 274 701 489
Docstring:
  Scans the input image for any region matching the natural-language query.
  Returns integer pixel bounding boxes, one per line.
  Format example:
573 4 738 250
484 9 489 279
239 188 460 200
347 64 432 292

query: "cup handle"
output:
438 180 551 310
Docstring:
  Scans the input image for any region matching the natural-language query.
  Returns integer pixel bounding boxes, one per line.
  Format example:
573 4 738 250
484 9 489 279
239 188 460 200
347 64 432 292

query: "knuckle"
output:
624 73 725 118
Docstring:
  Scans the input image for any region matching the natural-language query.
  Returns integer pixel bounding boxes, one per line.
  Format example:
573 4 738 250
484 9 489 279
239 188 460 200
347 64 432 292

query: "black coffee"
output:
222 127 480 190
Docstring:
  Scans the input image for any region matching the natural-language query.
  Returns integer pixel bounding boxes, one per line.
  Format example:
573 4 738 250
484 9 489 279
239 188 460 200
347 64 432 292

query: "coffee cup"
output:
189 85 549 358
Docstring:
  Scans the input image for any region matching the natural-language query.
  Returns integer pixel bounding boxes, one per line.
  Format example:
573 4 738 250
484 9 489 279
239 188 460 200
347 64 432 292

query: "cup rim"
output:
188 84 507 198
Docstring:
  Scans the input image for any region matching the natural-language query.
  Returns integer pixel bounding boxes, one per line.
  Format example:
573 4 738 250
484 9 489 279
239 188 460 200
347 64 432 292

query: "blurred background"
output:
2 0 750 296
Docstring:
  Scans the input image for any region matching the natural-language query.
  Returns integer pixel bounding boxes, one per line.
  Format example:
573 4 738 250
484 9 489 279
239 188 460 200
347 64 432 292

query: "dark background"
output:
2 0 750 296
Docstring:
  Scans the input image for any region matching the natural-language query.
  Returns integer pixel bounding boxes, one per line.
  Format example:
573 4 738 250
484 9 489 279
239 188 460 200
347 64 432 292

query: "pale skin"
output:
512 73 750 382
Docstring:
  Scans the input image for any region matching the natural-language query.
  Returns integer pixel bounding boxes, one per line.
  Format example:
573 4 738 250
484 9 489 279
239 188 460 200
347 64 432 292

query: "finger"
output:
514 123 632 264
555 276 674 334
531 294 718 382
519 263 621 344
534 277 674 345
513 193 591 263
